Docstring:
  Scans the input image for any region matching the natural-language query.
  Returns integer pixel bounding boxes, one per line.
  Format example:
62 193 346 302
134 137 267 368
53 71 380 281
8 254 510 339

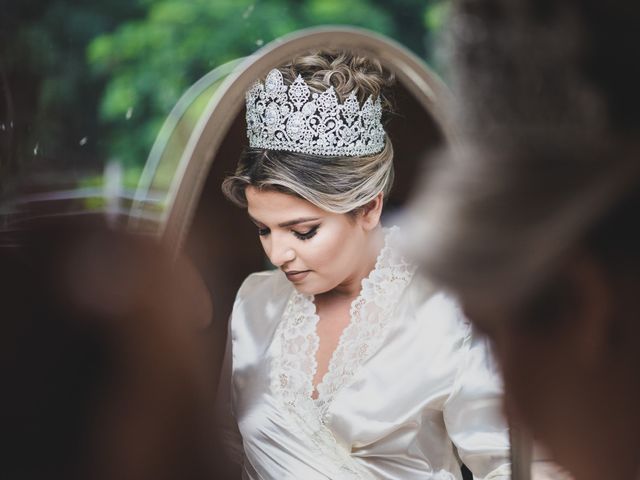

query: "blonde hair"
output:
222 50 395 214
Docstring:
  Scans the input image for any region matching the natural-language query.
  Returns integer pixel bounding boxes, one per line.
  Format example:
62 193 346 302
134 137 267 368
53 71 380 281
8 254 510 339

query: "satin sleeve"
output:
214 317 244 467
442 313 511 480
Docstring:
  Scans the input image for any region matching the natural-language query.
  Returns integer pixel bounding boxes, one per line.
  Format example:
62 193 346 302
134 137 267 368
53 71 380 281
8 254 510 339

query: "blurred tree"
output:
1 0 448 190
0 1 146 189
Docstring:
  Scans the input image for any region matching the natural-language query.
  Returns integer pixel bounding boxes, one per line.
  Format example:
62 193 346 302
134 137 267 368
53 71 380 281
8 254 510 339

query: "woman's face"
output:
245 186 372 295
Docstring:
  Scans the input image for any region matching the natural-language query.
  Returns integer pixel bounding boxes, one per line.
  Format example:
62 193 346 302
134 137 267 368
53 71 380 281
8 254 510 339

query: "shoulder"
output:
407 272 468 325
403 272 472 346
229 271 293 370
231 269 293 331
235 269 289 300
385 225 470 334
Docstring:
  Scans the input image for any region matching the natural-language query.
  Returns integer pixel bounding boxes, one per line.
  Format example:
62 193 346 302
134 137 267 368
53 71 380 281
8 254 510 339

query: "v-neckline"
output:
272 226 415 417
307 292 361 400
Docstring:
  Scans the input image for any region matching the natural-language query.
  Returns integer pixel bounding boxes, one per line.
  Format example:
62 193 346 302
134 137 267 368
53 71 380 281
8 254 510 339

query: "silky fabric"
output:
218 232 510 480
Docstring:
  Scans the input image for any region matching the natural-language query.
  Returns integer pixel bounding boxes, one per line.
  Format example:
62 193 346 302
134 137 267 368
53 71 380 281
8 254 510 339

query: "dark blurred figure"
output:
408 1 640 480
0 216 233 479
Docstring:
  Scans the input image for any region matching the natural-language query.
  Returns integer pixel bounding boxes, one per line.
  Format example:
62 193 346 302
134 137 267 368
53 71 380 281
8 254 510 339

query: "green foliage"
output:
424 0 450 31
3 1 448 190
0 1 146 186
89 0 447 170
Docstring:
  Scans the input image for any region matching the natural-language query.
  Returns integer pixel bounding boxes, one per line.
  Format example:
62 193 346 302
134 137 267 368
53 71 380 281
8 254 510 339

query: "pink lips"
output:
284 270 310 282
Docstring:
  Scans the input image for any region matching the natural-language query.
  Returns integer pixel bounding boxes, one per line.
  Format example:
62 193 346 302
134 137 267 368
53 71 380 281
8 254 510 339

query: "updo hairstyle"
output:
222 50 396 215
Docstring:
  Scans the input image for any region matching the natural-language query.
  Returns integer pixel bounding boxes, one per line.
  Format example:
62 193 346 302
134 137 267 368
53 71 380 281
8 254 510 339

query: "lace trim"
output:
283 395 375 479
273 293 320 407
270 317 372 478
315 227 415 418
268 227 414 478
271 226 415 420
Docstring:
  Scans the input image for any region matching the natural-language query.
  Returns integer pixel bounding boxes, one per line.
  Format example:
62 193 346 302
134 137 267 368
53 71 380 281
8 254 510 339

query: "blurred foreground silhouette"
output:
408 1 640 479
0 216 234 479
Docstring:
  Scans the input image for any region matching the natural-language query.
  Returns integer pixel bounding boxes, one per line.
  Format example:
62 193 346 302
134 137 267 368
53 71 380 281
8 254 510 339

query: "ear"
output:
358 192 384 231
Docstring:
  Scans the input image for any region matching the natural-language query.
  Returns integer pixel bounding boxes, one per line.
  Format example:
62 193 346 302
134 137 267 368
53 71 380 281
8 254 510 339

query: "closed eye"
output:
293 225 319 241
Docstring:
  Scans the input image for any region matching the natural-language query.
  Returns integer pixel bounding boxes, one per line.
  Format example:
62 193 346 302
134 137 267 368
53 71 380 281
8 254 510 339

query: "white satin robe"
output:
217 230 510 480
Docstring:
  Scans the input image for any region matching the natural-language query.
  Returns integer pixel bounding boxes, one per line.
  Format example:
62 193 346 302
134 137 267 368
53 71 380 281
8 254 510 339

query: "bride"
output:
217 50 510 479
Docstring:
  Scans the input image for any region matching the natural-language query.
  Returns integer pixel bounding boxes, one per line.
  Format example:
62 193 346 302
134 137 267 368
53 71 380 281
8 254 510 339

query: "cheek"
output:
304 227 355 270
257 236 270 256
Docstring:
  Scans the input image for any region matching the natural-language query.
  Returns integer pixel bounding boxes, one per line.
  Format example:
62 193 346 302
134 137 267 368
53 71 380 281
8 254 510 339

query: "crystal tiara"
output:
245 68 386 157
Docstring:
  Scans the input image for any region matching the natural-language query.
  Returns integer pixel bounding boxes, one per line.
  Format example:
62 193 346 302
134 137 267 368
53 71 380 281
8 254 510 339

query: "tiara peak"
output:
245 68 386 157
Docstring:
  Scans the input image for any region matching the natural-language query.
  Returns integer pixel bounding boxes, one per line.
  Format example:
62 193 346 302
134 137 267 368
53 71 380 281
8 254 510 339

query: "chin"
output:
292 278 335 296
291 282 319 295
292 285 313 295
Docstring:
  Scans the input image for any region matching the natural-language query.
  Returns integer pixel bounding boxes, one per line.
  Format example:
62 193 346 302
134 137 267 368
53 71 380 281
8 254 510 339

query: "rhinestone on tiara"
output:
245 69 386 157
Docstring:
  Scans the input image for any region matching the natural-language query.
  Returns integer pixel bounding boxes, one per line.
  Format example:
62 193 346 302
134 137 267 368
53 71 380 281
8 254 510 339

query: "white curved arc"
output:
159 26 455 254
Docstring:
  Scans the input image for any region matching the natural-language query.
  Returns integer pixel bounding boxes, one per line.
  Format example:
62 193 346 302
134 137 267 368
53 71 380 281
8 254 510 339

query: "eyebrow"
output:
249 215 320 228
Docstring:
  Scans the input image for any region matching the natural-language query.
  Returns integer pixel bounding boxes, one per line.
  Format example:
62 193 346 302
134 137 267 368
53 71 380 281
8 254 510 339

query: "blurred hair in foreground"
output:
0 215 234 480
406 1 640 480
408 0 640 304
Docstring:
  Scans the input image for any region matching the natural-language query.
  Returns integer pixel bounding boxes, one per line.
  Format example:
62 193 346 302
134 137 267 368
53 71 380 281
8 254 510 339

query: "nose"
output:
266 235 296 268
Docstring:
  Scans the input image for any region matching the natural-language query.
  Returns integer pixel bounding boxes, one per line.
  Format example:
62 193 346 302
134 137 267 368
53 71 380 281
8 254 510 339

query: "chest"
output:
234 290 464 448
271 283 419 416
312 299 353 398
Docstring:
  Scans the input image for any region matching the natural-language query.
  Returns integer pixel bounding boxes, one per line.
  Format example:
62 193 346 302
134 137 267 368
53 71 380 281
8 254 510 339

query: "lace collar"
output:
271 226 415 420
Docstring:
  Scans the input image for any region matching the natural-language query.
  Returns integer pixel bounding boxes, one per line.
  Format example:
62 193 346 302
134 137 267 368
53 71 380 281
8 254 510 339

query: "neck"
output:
322 226 385 300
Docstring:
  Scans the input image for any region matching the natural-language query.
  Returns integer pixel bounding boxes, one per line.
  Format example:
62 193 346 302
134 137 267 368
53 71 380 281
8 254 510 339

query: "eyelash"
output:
257 225 319 241
293 225 319 241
